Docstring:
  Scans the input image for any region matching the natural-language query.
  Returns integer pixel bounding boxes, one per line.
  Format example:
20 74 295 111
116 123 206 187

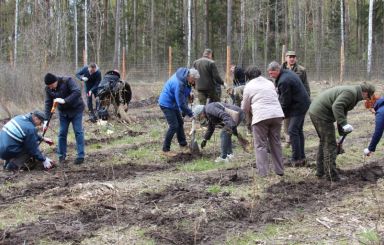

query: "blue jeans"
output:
58 112 85 159
288 114 306 161
220 130 233 158
160 106 187 152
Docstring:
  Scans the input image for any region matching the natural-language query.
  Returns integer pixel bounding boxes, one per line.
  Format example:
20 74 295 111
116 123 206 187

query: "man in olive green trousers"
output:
309 83 375 181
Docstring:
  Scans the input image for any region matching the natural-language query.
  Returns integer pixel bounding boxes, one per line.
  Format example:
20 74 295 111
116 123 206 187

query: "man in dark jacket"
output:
44 73 85 165
281 51 310 149
268 61 311 167
76 63 101 122
0 111 54 170
193 49 224 104
193 102 244 162
364 97 384 156
309 83 375 181
158 68 200 157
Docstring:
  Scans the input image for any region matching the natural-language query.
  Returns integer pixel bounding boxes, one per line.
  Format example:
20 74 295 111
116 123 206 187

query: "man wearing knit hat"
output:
44 73 85 165
0 110 54 171
309 82 375 181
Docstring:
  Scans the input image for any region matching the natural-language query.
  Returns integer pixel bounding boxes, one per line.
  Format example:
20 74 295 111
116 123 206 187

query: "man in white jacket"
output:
241 66 285 177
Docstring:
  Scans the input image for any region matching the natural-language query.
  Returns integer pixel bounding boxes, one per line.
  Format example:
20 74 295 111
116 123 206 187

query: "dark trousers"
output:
288 114 306 161
197 89 221 105
160 106 187 152
310 113 338 179
220 130 232 158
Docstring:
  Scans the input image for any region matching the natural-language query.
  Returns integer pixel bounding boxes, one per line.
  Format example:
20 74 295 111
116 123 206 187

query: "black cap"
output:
44 73 58 85
32 110 46 121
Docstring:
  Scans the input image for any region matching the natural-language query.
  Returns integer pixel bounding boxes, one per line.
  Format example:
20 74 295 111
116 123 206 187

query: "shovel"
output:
336 134 347 155
189 119 200 154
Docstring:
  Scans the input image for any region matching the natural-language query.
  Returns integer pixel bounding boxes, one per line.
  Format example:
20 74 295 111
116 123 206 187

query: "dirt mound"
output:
129 96 159 108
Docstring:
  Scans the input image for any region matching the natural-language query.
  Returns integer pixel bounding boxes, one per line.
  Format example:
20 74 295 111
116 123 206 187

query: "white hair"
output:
188 68 200 79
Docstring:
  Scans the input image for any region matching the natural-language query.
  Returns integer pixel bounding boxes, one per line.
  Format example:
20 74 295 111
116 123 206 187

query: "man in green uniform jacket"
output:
308 83 375 181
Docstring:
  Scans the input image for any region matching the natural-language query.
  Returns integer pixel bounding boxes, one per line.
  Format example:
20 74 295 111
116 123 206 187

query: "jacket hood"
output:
175 68 189 84
374 97 384 111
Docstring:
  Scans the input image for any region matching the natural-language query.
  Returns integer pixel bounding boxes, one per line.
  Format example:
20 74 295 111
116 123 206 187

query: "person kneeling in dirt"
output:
158 68 200 157
44 73 85 165
0 111 54 171
193 102 245 163
308 82 375 181
363 96 384 157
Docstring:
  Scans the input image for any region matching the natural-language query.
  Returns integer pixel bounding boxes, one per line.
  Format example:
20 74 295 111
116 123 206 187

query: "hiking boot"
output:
74 158 84 165
4 161 18 171
215 156 229 163
161 151 178 157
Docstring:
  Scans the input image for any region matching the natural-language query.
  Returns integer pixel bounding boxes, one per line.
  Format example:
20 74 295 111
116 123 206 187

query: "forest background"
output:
0 0 383 112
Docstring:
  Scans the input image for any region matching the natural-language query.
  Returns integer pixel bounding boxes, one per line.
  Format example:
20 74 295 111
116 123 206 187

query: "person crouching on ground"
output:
0 111 54 171
158 68 200 157
364 96 384 157
241 66 285 177
44 73 85 165
193 102 244 163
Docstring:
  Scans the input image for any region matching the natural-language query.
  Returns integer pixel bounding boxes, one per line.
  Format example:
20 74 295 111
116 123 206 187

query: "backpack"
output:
97 70 121 98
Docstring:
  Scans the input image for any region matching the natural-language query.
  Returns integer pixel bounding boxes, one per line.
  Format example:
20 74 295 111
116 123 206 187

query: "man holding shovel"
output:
158 68 200 157
0 111 54 171
309 82 375 181
193 102 247 163
44 73 85 165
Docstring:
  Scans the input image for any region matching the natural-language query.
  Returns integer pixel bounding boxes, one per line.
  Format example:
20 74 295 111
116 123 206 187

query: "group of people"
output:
1 64 102 170
159 49 381 181
1 49 382 182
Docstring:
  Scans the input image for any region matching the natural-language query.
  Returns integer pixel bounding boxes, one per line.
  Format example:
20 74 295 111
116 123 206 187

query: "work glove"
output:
43 120 48 132
81 76 88 82
43 157 54 169
87 91 92 97
201 139 207 149
342 124 353 134
363 148 371 156
44 137 54 146
54 98 65 104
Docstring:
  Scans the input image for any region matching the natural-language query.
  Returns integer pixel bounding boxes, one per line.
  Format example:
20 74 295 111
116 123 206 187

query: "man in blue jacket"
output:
1 111 54 170
44 73 85 165
76 63 101 122
364 97 384 156
158 68 200 157
268 61 311 167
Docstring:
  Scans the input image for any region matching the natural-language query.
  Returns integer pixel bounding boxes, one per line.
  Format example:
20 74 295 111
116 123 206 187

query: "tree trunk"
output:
74 0 78 69
238 0 245 65
84 0 88 65
150 0 155 67
133 0 137 65
340 0 345 83
367 0 373 79
113 0 121 69
264 5 269 70
187 0 192 67
204 0 209 48
13 0 19 68
274 0 279 61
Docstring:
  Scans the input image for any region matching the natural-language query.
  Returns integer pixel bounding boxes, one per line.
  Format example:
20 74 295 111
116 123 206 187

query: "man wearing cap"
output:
281 51 311 149
0 111 54 170
268 61 311 167
44 73 85 165
158 68 199 157
309 82 375 181
193 49 224 104
76 63 102 122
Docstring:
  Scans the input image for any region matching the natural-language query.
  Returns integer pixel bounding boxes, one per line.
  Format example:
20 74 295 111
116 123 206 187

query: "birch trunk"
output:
84 0 88 65
367 0 373 79
113 0 121 69
74 0 78 69
187 0 192 67
340 0 345 83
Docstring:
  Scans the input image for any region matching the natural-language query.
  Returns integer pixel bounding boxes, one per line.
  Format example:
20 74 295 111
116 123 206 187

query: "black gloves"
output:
201 139 207 148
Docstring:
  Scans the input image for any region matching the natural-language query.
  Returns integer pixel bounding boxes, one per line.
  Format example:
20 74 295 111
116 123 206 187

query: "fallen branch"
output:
316 218 331 229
